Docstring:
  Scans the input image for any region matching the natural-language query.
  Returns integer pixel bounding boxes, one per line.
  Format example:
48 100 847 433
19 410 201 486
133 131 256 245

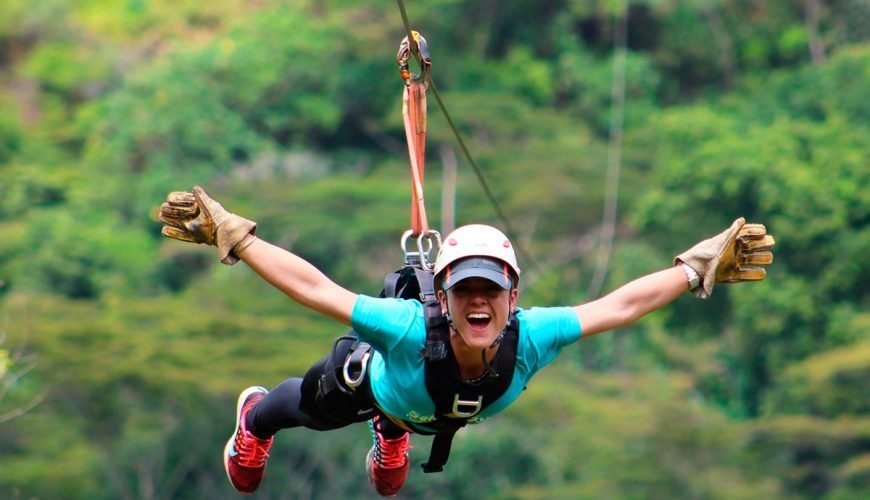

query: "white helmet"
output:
433 224 521 290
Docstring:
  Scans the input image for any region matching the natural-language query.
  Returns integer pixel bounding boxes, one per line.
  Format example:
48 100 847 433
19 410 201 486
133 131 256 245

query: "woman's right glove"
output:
675 217 775 299
159 186 257 265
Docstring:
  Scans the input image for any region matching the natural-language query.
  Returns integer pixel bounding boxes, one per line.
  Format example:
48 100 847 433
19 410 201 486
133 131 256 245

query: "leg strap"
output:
305 334 377 426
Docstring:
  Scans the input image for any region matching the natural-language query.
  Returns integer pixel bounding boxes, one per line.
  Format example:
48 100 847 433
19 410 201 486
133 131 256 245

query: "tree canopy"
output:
1 1 868 498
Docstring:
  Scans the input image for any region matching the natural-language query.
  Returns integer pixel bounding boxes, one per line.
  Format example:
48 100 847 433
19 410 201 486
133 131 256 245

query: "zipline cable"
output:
586 0 629 299
394 0 540 277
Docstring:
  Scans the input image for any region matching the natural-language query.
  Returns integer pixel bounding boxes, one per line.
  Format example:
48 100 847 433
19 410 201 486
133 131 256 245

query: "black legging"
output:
245 335 406 440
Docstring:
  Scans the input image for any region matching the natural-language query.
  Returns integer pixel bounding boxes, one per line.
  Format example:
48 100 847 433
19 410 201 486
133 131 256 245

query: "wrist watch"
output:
678 262 701 291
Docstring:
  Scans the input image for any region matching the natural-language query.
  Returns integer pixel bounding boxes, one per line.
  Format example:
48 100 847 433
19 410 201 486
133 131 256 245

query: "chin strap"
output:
444 312 457 332
481 329 506 378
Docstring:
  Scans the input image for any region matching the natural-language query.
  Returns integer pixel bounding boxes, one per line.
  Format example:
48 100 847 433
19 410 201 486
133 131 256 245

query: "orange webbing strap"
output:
397 31 432 237
404 81 428 236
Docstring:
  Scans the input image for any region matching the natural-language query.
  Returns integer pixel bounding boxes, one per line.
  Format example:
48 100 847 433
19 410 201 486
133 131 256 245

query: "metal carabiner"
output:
397 30 432 84
401 229 441 271
342 344 372 390
417 229 441 271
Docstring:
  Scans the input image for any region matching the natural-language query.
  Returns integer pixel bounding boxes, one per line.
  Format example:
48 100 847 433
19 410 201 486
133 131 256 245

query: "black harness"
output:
380 265 519 472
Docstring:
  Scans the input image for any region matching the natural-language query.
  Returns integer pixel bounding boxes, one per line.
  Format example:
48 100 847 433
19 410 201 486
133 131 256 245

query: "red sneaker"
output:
366 415 410 496
224 386 274 494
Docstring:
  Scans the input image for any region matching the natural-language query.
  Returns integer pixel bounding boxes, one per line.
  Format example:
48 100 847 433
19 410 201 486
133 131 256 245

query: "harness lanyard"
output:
405 82 428 236
397 31 432 238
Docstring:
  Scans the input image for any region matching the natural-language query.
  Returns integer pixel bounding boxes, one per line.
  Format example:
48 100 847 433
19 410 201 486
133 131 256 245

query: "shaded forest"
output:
1 0 868 498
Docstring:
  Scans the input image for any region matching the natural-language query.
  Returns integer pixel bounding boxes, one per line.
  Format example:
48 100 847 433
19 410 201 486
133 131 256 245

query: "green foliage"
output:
744 416 870 498
21 41 114 96
765 343 870 418
627 70 869 415
0 101 22 165
1 412 103 497
17 210 157 298
496 366 782 498
834 453 870 498
0 0 868 498
0 0 70 38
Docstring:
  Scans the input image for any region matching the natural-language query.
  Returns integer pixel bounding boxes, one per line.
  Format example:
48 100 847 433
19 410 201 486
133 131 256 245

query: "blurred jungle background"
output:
1 0 868 498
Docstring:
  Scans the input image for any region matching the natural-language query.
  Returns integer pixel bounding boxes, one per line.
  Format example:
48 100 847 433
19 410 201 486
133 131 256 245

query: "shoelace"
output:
374 433 409 469
234 429 272 468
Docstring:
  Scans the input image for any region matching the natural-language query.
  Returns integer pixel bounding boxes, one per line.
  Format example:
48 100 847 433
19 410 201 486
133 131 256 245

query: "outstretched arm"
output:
573 266 688 338
238 238 357 325
159 186 357 326
572 217 775 339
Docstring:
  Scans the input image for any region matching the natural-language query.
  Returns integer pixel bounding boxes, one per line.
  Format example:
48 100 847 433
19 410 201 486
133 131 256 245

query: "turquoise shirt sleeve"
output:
517 306 583 370
476 306 582 421
350 295 423 353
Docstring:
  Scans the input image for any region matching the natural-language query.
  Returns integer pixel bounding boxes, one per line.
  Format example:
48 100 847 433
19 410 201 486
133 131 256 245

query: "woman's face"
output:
437 277 518 350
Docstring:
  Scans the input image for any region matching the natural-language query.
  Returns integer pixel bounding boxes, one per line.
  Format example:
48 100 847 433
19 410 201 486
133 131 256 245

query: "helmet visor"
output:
442 257 514 291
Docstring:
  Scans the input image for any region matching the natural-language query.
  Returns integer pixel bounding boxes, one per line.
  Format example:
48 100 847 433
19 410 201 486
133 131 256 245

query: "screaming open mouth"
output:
467 312 491 330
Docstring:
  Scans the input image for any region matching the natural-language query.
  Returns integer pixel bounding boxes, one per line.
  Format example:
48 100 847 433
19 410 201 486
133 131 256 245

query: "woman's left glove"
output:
159 185 257 265
675 217 775 299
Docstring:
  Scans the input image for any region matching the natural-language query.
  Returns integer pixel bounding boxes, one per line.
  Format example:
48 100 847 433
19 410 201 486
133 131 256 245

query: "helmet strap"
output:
481 327 507 379
444 311 458 332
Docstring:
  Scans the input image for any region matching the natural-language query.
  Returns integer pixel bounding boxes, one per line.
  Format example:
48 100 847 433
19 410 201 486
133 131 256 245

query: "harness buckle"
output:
342 342 372 390
449 394 483 418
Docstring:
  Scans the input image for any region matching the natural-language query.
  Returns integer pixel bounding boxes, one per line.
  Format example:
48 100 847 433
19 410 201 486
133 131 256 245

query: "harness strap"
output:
384 271 403 299
421 429 457 473
414 266 437 302
404 81 429 237
318 335 360 397
416 267 519 473
366 265 520 474
397 31 432 238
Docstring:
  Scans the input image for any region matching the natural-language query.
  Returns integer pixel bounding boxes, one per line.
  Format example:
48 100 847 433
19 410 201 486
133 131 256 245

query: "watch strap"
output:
679 262 701 291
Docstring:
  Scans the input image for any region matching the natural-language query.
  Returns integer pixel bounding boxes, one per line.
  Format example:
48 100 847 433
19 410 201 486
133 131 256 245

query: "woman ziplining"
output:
159 189 774 497
157 31 776 498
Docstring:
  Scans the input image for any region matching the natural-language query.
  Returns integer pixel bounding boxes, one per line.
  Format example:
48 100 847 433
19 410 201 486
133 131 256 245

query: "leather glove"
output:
675 217 775 299
159 186 257 265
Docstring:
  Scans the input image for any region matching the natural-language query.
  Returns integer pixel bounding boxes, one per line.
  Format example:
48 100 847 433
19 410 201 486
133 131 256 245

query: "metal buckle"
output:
342 347 371 390
449 394 483 418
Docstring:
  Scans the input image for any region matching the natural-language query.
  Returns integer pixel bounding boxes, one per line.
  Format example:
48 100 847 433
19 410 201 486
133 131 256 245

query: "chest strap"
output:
418 273 519 472
380 265 520 473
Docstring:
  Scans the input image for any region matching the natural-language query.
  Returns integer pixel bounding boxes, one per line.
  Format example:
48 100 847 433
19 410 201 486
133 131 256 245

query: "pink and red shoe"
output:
366 414 411 496
224 386 273 494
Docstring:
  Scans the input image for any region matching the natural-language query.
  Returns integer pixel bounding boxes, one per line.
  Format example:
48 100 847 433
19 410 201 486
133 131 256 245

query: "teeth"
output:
468 313 490 319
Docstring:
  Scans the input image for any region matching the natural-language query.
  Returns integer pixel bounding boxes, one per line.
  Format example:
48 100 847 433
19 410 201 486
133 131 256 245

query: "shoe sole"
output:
366 447 375 479
224 385 269 492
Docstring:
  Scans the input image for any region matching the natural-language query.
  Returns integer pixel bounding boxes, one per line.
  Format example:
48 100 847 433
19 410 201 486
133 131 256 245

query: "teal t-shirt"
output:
350 295 582 429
